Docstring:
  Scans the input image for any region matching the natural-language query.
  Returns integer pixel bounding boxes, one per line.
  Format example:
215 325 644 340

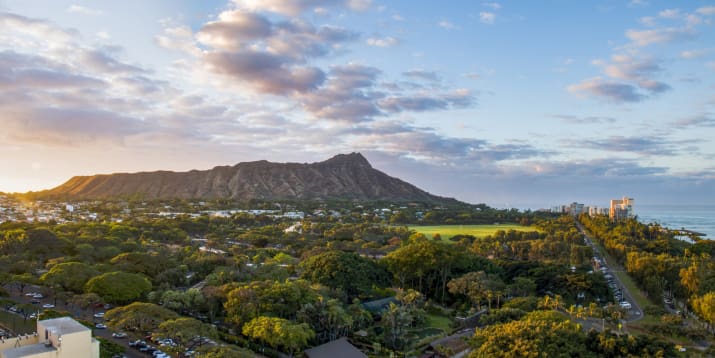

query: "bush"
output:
643 305 666 316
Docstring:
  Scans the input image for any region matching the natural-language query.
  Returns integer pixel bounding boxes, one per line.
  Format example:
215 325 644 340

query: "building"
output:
304 337 366 358
0 317 99 358
567 202 585 216
609 197 634 221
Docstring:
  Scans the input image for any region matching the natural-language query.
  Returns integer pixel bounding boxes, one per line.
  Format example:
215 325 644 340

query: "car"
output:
42 304 55 309
95 323 107 329
25 292 36 297
30 299 40 305
29 313 37 319
619 301 632 309
94 312 105 318
32 293 44 299
112 332 127 338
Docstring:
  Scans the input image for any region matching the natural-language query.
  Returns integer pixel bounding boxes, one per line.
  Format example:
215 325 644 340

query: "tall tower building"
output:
609 197 634 221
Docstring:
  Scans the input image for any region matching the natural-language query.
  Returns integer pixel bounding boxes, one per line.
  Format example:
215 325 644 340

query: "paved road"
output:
2 283 147 358
576 222 644 323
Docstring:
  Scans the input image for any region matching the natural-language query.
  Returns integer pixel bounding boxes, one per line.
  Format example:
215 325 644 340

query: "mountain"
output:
37 153 458 203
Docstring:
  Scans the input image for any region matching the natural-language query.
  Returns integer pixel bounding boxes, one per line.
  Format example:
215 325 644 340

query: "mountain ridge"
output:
36 153 459 204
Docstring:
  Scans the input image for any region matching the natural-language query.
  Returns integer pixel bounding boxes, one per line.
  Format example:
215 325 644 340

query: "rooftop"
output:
2 343 56 358
305 338 366 358
41 317 89 335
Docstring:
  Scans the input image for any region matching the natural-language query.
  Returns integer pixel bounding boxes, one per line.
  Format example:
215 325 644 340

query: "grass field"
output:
409 224 538 240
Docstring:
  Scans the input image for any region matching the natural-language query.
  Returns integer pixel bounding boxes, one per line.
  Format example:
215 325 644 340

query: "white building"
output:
0 317 99 358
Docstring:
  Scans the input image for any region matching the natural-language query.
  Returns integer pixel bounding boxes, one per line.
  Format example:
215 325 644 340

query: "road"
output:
576 222 644 323
2 283 147 358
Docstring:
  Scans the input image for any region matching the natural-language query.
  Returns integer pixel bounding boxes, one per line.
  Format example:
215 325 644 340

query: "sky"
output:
0 0 714 208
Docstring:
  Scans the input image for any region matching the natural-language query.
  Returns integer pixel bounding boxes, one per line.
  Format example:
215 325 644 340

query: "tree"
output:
242 316 314 357
155 317 217 352
85 271 152 303
448 271 488 309
41 262 99 293
300 250 388 301
297 298 353 343
692 292 715 332
224 279 318 328
105 302 178 333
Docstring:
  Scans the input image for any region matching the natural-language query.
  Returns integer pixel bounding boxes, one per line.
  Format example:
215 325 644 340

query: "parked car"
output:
95 323 107 329
42 303 55 309
112 332 127 338
94 312 105 318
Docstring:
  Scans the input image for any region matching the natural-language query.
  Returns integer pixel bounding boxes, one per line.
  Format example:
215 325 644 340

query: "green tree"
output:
104 302 178 333
41 262 99 293
85 271 152 303
242 316 314 357
300 250 388 301
155 317 217 352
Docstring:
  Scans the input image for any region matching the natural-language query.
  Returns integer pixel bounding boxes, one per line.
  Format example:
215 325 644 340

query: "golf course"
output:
409 224 538 240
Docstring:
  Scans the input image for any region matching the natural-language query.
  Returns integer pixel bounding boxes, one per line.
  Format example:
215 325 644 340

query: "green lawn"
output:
424 313 452 331
409 224 538 240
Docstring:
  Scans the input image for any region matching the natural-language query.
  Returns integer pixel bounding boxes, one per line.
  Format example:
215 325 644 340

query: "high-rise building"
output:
609 197 634 221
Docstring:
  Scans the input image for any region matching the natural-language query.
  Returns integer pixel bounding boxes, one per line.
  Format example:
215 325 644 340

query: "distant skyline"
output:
1 0 714 208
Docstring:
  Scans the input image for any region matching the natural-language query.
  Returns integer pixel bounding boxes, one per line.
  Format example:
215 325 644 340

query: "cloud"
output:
479 12 496 24
204 50 326 95
640 16 656 27
628 0 649 7
0 12 78 45
675 114 715 128
378 89 474 113
366 36 398 48
658 9 681 19
403 69 440 82
66 4 102 15
438 20 455 29
696 6 715 16
482 2 501 10
196 10 273 51
552 114 616 124
569 55 670 102
3 107 148 145
681 48 710 59
625 27 696 47
567 77 644 102
232 0 371 16
577 136 681 156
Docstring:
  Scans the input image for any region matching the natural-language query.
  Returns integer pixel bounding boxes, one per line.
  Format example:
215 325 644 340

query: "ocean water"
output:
636 205 715 240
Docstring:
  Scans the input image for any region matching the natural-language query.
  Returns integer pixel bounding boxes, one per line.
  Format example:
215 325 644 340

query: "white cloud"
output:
658 9 681 19
680 48 710 59
66 4 102 15
625 27 696 47
482 2 501 10
438 20 455 29
96 31 110 40
479 12 496 24
696 6 715 16
366 36 398 48
392 14 404 21
640 16 656 27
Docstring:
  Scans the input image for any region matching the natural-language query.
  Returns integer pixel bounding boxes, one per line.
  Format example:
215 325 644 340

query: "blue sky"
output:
0 0 714 208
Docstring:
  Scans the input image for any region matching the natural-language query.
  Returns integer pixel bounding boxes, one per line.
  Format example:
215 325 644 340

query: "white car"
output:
42 303 55 309
94 312 105 318
95 323 107 329
619 301 632 309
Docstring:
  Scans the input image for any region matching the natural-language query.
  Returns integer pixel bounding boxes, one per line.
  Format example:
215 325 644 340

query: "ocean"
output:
636 205 715 240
